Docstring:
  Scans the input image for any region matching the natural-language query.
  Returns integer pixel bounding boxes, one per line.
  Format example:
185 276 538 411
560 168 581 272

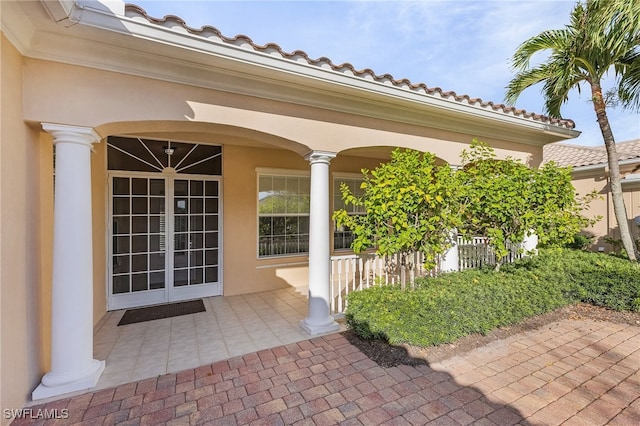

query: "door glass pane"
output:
205 198 218 214
205 267 218 282
190 268 204 285
175 216 188 233
190 216 203 231
174 233 188 251
113 275 130 294
205 249 218 266
113 236 130 254
150 272 165 289
175 180 188 196
131 254 148 272
149 253 165 270
175 198 188 214
191 233 203 250
132 197 148 214
132 235 148 253
205 215 219 231
113 198 129 215
149 235 162 252
113 255 129 274
149 216 162 233
150 198 164 214
113 177 130 195
149 179 164 196
205 232 218 248
190 180 203 196
205 181 218 196
132 273 148 292
190 198 203 214
174 269 188 286
132 178 148 195
174 251 188 268
191 250 204 266
132 216 148 234
113 216 130 234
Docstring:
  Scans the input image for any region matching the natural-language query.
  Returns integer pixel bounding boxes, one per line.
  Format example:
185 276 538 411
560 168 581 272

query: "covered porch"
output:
92 287 343 393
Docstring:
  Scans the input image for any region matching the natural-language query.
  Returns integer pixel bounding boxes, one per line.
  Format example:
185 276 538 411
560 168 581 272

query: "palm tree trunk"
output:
591 82 637 261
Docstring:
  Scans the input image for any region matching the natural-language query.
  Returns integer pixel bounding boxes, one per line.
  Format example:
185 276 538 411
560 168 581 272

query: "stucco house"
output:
543 140 640 251
1 0 581 415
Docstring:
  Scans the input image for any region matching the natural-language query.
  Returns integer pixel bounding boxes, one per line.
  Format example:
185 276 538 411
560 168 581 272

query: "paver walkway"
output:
14 318 640 425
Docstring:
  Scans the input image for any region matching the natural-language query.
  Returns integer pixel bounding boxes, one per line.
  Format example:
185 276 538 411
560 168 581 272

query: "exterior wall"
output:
222 146 383 296
92 142 107 323
0 34 47 422
571 169 640 251
22 58 542 166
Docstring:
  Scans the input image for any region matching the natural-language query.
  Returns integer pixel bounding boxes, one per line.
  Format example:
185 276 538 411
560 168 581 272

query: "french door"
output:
108 173 222 310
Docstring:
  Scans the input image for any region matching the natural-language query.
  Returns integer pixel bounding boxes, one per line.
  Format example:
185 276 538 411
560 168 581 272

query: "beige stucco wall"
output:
222 145 384 296
0 34 47 421
92 142 107 323
571 169 640 251
22 58 542 166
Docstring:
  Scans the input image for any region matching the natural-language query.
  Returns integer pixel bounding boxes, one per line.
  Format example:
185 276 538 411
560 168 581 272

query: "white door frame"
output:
107 170 223 310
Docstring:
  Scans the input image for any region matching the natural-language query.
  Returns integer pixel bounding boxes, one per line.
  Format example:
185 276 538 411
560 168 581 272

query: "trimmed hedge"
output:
345 249 640 347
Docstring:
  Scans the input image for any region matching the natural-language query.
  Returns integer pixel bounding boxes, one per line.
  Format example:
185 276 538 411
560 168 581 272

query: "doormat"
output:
117 299 206 326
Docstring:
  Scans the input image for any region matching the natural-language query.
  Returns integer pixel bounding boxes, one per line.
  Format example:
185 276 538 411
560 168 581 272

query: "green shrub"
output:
562 233 594 250
345 248 640 347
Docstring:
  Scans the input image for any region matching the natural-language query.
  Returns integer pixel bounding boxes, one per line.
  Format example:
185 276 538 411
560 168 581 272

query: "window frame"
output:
256 168 311 259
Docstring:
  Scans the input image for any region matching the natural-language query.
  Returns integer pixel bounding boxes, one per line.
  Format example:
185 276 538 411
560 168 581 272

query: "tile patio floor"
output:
17 310 640 425
92 287 341 391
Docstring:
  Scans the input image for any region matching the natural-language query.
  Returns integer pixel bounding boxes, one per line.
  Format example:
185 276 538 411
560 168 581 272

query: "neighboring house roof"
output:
544 139 640 168
125 4 575 131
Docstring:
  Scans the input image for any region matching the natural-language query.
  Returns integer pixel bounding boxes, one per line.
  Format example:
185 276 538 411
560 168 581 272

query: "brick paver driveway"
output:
14 318 640 425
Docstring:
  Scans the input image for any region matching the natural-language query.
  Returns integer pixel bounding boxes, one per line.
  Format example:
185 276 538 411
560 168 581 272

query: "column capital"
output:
42 123 100 147
304 150 337 165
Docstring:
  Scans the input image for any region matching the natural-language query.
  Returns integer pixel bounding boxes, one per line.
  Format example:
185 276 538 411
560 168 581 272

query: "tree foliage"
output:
334 142 598 276
505 0 640 261
457 140 599 268
333 149 460 279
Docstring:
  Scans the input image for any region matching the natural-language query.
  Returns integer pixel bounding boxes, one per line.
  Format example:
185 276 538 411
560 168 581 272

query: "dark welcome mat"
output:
118 299 206 326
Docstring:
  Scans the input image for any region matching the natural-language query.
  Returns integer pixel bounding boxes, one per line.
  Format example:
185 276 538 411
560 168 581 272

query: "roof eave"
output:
6 0 579 144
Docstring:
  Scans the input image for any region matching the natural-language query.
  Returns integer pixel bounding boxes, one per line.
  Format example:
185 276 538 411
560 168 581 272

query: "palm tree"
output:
506 0 640 261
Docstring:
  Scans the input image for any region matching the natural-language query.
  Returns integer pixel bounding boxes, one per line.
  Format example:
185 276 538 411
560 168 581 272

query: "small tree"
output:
505 0 640 261
458 140 599 270
333 149 460 288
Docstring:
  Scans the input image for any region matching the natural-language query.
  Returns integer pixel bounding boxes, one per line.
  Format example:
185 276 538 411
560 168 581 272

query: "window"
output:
333 176 365 251
258 173 310 257
107 136 222 175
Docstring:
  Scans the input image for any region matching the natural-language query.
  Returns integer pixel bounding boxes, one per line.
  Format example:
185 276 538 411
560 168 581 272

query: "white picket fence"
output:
329 236 527 315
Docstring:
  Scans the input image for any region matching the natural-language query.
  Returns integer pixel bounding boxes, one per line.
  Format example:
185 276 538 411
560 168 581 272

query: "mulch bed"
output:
342 303 640 368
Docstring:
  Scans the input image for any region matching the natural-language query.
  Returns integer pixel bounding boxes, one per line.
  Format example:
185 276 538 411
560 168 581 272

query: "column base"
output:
300 317 340 336
32 359 105 401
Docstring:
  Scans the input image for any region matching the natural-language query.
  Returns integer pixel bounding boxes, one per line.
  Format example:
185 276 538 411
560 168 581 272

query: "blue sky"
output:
132 0 639 147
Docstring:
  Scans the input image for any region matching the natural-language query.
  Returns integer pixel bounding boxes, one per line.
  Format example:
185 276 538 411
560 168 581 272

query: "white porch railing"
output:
330 236 527 315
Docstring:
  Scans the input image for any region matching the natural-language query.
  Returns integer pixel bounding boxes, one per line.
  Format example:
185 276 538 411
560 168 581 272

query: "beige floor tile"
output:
93 288 316 389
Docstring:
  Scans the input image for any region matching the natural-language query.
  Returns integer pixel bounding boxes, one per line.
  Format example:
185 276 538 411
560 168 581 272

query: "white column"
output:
33 124 105 400
300 151 340 335
440 229 459 273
